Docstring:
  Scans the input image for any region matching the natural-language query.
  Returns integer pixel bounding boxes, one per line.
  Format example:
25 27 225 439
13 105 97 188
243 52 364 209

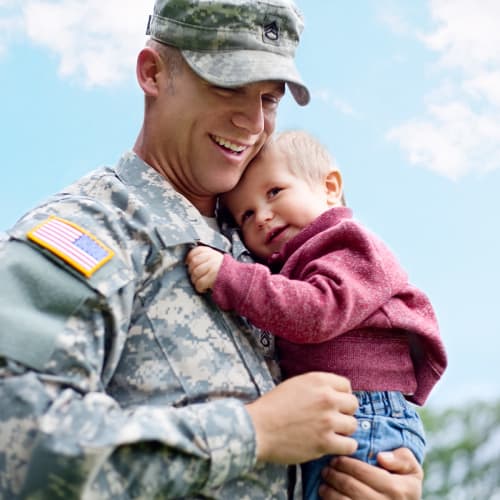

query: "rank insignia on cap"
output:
27 216 114 277
263 20 280 42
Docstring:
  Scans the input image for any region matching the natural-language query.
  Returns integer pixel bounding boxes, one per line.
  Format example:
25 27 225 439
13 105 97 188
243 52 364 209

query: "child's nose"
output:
256 208 273 227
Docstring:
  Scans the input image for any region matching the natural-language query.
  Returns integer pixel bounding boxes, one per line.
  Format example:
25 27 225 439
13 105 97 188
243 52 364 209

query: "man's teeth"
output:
213 135 246 153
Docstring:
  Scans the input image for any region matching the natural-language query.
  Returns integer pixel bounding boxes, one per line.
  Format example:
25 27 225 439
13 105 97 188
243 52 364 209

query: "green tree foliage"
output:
420 399 500 499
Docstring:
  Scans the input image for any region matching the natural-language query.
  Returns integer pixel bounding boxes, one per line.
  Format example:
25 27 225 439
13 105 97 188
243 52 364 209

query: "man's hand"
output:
246 372 359 464
186 246 224 293
319 448 423 499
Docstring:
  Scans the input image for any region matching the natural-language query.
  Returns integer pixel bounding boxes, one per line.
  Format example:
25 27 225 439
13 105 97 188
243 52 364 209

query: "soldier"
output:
0 0 423 498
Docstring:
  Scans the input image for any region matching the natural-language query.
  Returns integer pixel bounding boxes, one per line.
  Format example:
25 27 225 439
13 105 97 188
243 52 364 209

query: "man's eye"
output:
213 86 237 97
263 95 280 110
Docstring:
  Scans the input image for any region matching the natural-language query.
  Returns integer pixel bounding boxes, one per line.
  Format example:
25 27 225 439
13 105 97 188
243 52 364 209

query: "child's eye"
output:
241 210 254 224
268 187 282 198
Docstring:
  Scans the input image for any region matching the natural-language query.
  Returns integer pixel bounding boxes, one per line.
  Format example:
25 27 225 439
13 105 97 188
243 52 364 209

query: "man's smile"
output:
211 135 248 154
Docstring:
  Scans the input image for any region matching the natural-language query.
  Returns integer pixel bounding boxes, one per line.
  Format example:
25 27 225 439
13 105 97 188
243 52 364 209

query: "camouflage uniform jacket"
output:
0 152 287 499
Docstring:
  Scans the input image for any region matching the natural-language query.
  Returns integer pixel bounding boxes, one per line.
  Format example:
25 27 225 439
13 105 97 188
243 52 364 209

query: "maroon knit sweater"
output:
212 207 447 405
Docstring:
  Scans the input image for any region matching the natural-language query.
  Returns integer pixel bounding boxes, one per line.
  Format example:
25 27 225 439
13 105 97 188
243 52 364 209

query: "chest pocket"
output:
107 226 265 409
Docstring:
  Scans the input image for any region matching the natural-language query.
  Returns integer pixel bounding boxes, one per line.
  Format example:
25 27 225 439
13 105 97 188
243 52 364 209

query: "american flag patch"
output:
27 216 114 277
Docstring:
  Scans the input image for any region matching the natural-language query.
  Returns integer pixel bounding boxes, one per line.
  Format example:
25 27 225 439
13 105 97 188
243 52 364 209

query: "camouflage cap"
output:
146 0 310 105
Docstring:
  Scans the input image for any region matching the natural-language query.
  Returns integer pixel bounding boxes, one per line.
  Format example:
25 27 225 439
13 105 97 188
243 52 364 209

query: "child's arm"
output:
186 246 224 293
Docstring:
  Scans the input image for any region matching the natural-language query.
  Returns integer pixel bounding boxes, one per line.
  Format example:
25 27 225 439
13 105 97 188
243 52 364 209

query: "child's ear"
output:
324 169 344 206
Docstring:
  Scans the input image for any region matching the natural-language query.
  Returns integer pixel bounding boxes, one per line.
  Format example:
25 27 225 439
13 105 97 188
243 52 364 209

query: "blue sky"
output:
1 1 498 409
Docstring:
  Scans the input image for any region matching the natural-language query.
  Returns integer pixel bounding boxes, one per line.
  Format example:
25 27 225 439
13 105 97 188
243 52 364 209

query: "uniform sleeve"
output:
211 224 408 344
0 237 257 499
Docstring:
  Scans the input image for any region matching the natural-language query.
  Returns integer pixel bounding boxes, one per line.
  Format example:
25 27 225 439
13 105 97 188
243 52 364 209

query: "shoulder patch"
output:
27 216 114 277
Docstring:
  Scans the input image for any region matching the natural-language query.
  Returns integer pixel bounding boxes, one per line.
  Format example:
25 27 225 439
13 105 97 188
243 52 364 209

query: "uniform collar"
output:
115 151 231 252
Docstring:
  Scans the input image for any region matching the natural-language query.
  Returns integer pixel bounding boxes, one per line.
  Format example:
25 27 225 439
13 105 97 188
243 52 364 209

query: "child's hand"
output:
186 246 224 293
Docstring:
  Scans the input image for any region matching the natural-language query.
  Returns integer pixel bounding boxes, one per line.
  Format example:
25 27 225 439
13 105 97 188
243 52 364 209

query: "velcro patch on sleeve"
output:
27 216 114 277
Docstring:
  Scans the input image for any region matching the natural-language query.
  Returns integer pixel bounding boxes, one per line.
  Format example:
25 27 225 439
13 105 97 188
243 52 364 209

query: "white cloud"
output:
463 71 500 107
0 17 18 57
0 2 23 58
0 0 149 86
378 11 411 37
313 88 332 103
421 0 500 72
332 98 358 118
388 101 500 180
387 0 500 180
313 88 360 118
24 0 149 86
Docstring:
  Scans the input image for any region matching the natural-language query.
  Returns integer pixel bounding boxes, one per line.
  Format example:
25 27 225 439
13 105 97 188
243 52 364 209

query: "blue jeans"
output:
301 391 426 500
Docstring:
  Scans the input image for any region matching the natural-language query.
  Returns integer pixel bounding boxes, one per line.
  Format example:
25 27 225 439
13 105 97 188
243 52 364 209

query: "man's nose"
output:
232 98 265 135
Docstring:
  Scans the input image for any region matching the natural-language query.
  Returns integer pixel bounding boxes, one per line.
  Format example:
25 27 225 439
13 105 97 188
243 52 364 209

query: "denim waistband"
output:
353 391 407 418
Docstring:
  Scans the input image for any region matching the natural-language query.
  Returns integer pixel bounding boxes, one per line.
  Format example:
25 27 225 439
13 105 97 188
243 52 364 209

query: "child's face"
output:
223 146 333 260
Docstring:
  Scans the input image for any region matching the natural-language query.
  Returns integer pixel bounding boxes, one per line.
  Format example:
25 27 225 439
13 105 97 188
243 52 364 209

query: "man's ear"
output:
136 47 163 97
324 169 344 206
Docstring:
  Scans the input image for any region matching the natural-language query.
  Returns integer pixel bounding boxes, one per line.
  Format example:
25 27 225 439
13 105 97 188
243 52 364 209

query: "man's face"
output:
154 56 285 212
223 147 331 260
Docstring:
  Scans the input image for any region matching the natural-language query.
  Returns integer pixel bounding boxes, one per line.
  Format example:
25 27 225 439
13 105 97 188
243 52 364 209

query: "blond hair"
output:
263 130 346 205
268 130 339 186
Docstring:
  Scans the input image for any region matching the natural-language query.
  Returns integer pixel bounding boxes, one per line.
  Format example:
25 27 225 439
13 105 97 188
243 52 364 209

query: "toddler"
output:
186 130 447 500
